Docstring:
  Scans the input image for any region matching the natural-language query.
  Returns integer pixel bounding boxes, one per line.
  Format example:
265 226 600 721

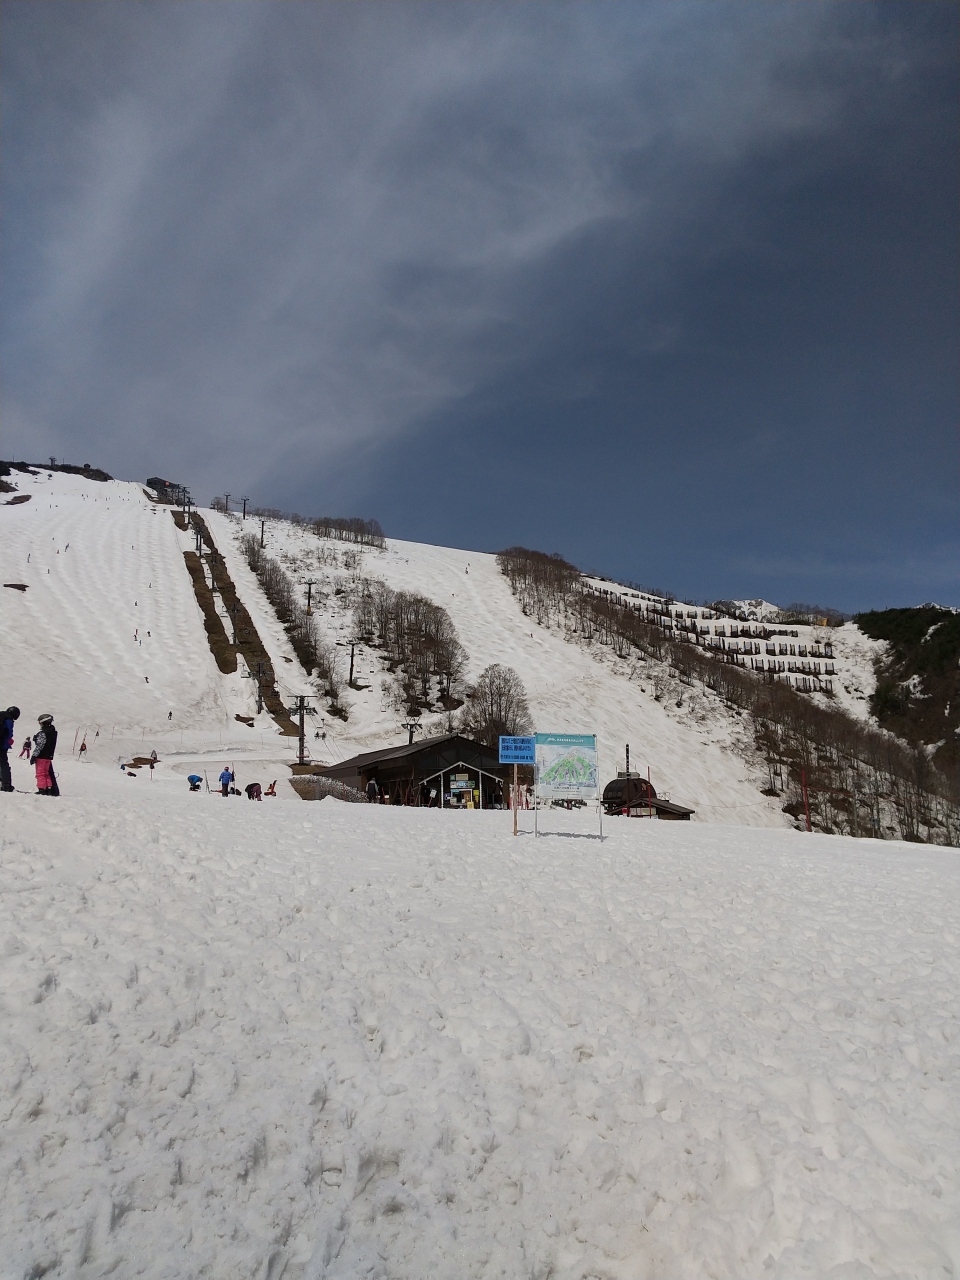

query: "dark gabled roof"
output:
648 797 695 817
324 733 491 773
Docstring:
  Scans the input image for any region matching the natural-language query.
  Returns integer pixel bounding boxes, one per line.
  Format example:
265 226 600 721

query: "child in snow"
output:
31 714 59 796
187 774 203 792
219 766 234 797
244 782 263 801
19 736 31 759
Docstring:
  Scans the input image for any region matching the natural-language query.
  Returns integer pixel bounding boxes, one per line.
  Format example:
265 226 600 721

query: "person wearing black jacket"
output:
31 714 59 796
1 706 20 792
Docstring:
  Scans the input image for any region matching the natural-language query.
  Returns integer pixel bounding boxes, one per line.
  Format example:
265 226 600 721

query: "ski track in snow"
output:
1 796 958 1279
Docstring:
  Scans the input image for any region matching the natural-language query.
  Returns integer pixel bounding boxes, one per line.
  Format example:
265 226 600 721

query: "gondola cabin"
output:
602 773 694 820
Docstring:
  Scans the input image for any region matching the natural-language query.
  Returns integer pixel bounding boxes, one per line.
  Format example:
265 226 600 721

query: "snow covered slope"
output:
207 512 790 827
0 470 882 823
0 469 311 780
0 469 231 732
2 790 958 1279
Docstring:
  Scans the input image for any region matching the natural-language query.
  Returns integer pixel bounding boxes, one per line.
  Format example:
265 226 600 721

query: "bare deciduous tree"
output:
459 664 533 748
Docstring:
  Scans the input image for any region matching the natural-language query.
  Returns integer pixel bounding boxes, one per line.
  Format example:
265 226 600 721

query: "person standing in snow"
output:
31 714 59 796
1 706 20 792
365 776 380 804
19 735 31 759
219 766 234 797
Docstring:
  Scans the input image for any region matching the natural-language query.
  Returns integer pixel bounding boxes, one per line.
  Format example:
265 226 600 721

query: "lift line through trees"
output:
242 660 272 715
227 602 244 647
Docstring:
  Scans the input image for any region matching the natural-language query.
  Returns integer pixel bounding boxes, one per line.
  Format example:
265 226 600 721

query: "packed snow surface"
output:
2 774 958 1279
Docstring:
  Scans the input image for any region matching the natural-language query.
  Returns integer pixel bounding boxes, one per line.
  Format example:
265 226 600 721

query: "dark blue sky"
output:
2 2 957 610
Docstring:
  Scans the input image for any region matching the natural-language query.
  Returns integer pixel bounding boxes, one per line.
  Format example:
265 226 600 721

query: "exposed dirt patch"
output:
182 551 237 675
191 514 298 736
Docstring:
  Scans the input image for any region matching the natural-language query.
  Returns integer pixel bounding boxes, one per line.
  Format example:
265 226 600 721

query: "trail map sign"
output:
535 733 599 800
499 736 536 765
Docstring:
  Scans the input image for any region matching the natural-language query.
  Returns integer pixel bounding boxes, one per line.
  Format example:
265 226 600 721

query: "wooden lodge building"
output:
321 733 509 808
601 774 694 820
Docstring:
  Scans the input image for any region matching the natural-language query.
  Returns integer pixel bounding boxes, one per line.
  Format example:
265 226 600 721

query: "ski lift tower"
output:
401 717 423 746
287 694 318 766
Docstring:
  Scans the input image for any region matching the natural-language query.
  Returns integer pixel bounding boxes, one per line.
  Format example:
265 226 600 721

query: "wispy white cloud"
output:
3 0 905 502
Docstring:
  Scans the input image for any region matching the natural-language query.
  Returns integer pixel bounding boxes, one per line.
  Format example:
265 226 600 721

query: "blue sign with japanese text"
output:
499 735 536 764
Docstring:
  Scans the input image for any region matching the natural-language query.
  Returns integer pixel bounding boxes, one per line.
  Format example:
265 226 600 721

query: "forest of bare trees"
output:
495 547 581 623
498 546 959 845
311 516 385 547
353 582 466 714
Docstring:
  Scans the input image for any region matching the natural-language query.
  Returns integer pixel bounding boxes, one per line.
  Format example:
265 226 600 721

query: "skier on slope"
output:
218 765 234 797
1 706 20 792
31 714 59 796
